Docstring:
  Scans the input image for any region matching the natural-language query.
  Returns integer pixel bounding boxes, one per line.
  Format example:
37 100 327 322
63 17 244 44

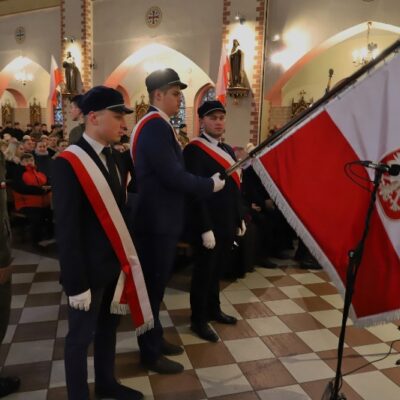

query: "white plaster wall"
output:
282 32 399 106
92 0 223 85
265 0 400 93
0 7 60 72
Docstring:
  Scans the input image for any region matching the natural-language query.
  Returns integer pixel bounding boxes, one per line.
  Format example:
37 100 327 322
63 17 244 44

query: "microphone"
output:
360 161 400 176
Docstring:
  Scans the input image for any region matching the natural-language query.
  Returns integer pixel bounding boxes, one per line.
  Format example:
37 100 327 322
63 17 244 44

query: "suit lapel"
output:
77 137 113 187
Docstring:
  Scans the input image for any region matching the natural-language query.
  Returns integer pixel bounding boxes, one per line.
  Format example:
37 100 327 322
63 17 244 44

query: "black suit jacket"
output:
183 135 244 240
53 137 129 296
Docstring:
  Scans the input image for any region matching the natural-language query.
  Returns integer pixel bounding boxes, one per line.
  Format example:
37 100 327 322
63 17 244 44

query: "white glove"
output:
211 173 225 193
236 220 247 237
202 230 216 249
69 289 91 311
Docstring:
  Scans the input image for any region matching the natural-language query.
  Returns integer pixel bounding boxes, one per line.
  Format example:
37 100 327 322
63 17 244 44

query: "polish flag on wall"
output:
215 46 230 105
49 55 63 106
253 51 400 326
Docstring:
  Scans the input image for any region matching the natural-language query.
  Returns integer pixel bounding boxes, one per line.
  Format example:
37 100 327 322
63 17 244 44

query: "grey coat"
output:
0 152 11 268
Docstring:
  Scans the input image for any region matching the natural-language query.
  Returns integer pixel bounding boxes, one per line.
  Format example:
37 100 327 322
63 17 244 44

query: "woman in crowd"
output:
3 140 24 180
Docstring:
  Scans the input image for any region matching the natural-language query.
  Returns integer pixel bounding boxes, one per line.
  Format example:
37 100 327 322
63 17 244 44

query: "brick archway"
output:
5 88 27 108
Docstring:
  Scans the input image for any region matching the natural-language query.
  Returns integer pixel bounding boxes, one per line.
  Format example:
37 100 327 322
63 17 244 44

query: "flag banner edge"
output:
251 157 400 327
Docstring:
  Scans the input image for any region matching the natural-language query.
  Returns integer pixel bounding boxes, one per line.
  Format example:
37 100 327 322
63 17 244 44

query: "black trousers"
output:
21 207 53 243
135 234 178 364
0 280 11 348
64 280 120 400
190 237 233 325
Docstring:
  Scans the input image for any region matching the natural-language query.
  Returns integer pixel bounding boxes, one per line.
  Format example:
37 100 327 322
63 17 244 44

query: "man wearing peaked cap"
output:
184 100 246 342
130 69 226 374
68 94 85 145
53 86 146 400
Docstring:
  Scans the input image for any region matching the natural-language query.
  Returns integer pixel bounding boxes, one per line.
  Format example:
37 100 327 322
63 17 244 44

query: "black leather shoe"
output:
211 311 237 325
0 376 20 398
296 255 322 270
161 338 184 356
191 323 219 342
142 355 184 374
95 382 143 400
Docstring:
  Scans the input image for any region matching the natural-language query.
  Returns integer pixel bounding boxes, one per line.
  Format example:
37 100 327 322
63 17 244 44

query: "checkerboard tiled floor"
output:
2 249 400 399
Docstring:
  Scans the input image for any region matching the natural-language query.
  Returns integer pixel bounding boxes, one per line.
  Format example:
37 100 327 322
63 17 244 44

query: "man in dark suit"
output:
53 86 143 400
131 68 225 374
184 101 246 342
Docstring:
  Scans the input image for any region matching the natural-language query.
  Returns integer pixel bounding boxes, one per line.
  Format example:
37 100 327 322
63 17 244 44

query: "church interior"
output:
1 0 400 399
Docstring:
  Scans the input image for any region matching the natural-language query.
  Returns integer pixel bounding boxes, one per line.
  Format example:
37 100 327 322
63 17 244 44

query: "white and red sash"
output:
59 145 153 335
189 137 241 188
130 110 181 161
130 111 162 162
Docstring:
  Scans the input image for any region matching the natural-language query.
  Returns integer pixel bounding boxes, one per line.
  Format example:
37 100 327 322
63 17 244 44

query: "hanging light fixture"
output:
352 21 379 67
15 70 33 85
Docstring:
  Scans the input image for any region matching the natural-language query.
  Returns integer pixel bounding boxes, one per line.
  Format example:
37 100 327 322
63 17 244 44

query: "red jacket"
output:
13 165 51 210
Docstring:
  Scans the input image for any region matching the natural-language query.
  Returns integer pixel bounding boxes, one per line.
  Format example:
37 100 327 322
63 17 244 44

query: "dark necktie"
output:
218 142 228 153
101 147 120 200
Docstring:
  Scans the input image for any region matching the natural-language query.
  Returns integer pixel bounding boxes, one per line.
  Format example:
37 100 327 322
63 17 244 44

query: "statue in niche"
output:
63 51 79 94
229 39 244 88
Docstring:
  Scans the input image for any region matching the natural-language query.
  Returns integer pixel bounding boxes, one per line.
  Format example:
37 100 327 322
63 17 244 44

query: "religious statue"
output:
229 39 244 88
63 51 79 94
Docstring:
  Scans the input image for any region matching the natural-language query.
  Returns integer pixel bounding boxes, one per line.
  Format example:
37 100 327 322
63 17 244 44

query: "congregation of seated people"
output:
0 117 319 269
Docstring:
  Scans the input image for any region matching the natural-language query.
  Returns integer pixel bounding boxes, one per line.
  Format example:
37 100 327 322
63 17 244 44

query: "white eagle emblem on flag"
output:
378 150 400 219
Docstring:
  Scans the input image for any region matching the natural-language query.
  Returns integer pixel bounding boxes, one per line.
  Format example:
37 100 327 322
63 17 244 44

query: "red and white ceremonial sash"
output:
59 145 153 335
189 137 241 188
253 52 400 326
130 110 181 161
130 111 162 162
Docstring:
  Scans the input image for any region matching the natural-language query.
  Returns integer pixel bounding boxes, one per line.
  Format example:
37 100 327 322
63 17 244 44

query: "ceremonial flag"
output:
253 51 400 326
215 46 230 105
49 55 63 106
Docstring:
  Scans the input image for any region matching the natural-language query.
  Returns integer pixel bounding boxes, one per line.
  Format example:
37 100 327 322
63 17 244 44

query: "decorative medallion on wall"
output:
145 6 162 28
15 26 26 44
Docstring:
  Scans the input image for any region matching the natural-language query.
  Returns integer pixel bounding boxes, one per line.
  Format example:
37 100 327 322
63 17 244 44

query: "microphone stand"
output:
327 167 384 400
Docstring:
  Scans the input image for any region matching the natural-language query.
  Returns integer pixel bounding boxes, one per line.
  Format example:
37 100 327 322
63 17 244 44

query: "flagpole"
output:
328 167 385 400
224 39 400 177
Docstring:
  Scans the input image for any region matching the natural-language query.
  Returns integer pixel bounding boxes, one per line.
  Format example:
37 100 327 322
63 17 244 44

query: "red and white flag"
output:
253 52 400 326
215 46 230 105
49 55 63 106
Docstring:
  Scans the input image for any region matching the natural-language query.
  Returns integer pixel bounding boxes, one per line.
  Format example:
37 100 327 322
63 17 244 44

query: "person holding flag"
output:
183 100 246 342
53 86 151 400
130 68 225 374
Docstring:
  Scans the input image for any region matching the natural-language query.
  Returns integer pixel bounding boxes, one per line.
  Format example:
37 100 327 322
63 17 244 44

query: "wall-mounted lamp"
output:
235 12 246 25
63 35 75 43
271 34 281 42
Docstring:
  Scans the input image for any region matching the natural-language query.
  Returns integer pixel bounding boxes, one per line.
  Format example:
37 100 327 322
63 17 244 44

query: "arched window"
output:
170 93 186 127
200 86 216 105
53 91 63 125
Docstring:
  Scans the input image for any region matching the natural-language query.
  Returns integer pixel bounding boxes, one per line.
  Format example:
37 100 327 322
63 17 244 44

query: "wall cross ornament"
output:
145 6 162 28
15 26 26 44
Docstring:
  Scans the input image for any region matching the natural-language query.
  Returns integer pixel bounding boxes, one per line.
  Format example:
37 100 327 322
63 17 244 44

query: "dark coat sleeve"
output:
139 119 214 197
183 144 214 234
0 153 11 268
52 157 89 296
